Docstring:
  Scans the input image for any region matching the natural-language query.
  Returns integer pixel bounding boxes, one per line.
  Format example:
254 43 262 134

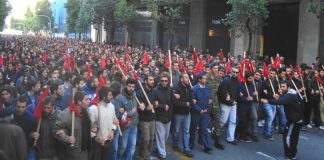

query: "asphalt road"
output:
160 126 324 160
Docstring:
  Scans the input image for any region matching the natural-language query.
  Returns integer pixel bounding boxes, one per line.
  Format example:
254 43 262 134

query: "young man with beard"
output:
20 80 41 113
261 81 303 160
52 91 91 160
73 77 86 92
189 72 213 153
12 96 37 160
172 73 194 157
0 85 17 119
35 97 60 160
88 86 117 160
50 82 65 111
118 78 139 160
136 75 156 160
152 74 173 160
83 76 99 101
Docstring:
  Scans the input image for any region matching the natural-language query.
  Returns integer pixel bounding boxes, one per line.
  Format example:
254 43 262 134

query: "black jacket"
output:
268 89 303 123
136 85 156 122
173 82 191 115
217 76 240 106
152 85 173 123
260 78 279 100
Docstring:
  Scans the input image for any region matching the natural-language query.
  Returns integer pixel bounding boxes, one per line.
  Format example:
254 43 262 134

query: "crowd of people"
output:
0 35 323 160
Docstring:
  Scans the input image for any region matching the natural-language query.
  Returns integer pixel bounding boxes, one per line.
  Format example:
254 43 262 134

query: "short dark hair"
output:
74 91 87 105
73 77 85 87
98 86 112 101
50 82 63 94
280 80 292 88
16 96 29 105
144 75 154 82
26 80 38 91
126 78 136 86
43 96 55 106
64 71 74 82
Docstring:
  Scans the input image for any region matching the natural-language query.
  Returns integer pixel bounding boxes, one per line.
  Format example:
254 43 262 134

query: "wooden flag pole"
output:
71 112 75 147
136 78 155 114
33 118 42 146
300 77 308 102
168 50 173 87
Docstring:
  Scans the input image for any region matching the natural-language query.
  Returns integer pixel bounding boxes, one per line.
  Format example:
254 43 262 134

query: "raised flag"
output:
42 53 48 63
125 54 131 62
219 49 224 61
263 63 269 78
101 58 106 69
142 51 149 65
33 87 50 122
133 71 140 81
64 54 72 71
0 55 3 66
317 75 324 85
180 62 186 73
194 58 204 76
225 61 231 74
192 48 198 62
70 98 80 116
98 75 106 88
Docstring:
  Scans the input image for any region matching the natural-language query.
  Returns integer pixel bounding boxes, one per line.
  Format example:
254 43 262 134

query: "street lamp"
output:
36 14 52 34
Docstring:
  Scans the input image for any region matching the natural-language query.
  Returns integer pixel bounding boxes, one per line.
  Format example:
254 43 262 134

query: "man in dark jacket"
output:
261 81 303 160
152 74 173 160
217 67 240 145
172 73 193 157
189 72 213 153
136 75 156 160
36 97 60 160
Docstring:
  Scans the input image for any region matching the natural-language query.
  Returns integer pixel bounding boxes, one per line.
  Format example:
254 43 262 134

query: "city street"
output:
162 127 324 160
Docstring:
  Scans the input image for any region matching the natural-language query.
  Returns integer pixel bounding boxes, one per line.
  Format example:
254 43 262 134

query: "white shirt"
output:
88 101 117 138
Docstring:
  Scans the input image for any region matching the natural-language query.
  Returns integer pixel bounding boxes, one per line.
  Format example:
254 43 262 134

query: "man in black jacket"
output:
171 73 193 157
261 81 303 160
152 74 173 160
136 75 156 160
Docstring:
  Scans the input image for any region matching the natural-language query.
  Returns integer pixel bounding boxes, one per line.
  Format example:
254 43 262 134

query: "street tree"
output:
0 0 11 31
222 0 269 55
65 0 80 35
35 0 53 32
115 0 139 45
141 0 185 49
76 2 92 38
308 0 324 17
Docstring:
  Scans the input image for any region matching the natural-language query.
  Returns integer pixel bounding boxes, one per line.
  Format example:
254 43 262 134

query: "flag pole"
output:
71 112 75 147
168 50 173 87
33 118 42 146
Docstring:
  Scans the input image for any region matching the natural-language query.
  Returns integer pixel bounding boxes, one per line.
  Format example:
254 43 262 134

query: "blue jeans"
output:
118 126 137 160
172 114 191 152
111 130 119 160
262 103 276 137
28 149 36 160
274 105 287 134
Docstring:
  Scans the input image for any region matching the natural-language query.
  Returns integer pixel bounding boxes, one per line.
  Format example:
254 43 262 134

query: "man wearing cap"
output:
206 63 224 150
189 72 213 153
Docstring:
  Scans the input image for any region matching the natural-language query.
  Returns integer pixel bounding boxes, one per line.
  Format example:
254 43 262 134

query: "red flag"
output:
33 87 50 122
86 64 93 80
0 55 3 66
290 65 294 71
101 58 106 69
194 59 204 76
238 64 246 83
9 56 14 62
133 71 140 81
42 53 48 63
142 51 149 65
125 54 131 62
192 48 198 62
124 42 129 51
207 54 212 64
64 54 72 71
227 52 231 58
271 54 281 69
180 62 186 73
98 75 106 88
225 61 231 74
70 98 80 116
263 63 269 78
317 75 323 85
219 49 224 61
115 59 126 75
297 65 303 77
165 51 171 68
